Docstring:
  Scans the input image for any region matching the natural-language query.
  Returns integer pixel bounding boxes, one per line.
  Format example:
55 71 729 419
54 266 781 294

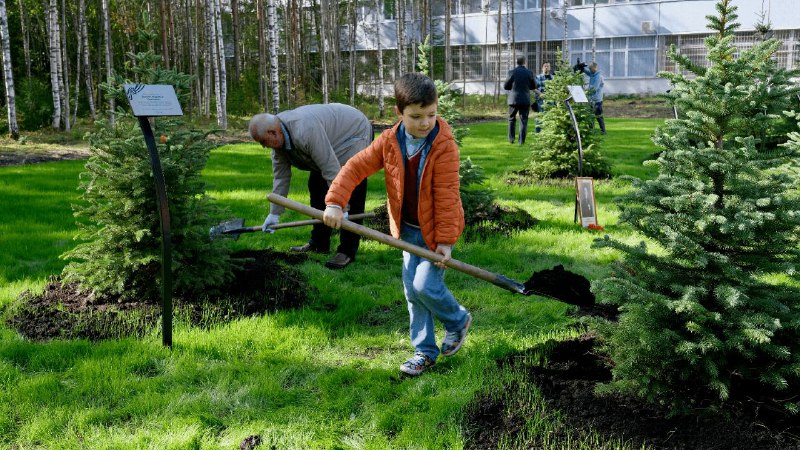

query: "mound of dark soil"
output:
525 264 595 307
464 334 800 450
7 249 311 341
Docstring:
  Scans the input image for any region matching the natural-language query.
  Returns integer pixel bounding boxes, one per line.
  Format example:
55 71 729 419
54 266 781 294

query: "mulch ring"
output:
7 249 311 342
464 333 800 450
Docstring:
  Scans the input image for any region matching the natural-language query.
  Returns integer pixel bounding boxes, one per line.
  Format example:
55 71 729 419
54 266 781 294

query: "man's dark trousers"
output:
308 171 367 258
508 104 531 144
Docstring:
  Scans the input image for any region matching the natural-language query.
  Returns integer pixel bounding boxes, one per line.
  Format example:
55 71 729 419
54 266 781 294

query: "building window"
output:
570 35 656 78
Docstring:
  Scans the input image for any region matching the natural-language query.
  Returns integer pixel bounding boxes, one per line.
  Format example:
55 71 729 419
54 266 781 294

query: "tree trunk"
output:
47 0 62 129
506 0 514 62
101 0 114 126
59 0 70 131
231 0 241 81
375 0 384 118
347 0 356 104
267 0 279 113
160 0 171 68
496 0 502 101
444 0 451 81
318 0 329 103
17 0 30 78
539 0 546 71
78 0 95 120
257 0 267 110
212 0 227 129
395 0 405 77
592 0 597 61
0 0 18 139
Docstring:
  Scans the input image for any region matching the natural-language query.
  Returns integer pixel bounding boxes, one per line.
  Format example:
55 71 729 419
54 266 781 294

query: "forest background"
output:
0 0 556 140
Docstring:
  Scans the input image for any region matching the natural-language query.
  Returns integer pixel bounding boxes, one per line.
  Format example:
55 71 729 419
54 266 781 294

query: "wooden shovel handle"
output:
268 194 526 294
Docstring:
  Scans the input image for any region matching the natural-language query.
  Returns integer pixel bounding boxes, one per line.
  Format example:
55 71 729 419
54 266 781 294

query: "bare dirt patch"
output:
464 333 800 449
7 249 311 341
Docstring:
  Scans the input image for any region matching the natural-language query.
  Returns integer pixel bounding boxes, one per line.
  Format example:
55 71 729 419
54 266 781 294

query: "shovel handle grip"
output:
268 194 526 295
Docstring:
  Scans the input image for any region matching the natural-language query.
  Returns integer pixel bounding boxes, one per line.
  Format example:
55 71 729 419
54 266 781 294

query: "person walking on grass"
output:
249 103 372 269
580 61 606 134
504 56 537 145
534 62 554 133
322 73 473 377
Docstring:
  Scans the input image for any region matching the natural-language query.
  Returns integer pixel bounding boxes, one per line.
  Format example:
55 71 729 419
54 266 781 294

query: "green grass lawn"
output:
0 118 664 449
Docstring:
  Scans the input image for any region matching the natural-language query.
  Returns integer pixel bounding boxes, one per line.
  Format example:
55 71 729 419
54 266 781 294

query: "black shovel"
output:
209 212 376 240
268 193 594 306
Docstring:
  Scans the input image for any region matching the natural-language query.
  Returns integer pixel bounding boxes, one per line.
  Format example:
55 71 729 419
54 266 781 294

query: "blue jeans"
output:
401 223 470 361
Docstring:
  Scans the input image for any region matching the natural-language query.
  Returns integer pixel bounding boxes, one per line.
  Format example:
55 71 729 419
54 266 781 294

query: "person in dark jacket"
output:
503 56 537 145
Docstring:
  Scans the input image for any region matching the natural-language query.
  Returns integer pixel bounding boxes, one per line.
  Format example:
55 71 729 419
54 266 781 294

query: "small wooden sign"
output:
568 85 589 103
576 177 598 227
124 84 183 117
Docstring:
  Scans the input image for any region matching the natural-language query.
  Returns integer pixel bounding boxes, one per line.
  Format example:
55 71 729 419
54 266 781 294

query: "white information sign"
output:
124 84 183 117
567 85 589 103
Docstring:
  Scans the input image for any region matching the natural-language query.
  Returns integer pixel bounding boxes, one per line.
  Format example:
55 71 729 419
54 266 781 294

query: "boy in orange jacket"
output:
323 73 472 376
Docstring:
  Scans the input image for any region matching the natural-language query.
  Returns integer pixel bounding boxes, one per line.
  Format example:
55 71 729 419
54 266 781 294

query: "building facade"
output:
355 0 800 96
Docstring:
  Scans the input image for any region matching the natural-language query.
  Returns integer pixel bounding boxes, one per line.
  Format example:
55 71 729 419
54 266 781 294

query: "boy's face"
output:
395 102 437 139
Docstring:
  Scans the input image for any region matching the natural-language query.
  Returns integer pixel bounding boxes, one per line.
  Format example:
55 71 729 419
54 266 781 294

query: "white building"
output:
355 0 800 96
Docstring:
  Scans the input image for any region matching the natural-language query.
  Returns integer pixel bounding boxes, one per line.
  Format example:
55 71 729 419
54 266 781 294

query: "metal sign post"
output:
124 84 183 348
565 85 589 224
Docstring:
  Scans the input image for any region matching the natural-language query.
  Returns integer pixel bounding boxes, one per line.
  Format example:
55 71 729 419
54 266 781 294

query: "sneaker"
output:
441 313 472 357
399 352 435 376
289 242 329 253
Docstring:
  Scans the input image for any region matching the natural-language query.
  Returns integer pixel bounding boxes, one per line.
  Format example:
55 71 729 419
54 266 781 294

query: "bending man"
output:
249 103 371 269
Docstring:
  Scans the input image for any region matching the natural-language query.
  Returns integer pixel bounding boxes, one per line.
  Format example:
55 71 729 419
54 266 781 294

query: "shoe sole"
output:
442 313 473 357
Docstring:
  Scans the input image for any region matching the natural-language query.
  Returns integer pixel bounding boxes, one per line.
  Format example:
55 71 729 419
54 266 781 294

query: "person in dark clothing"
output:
503 57 537 145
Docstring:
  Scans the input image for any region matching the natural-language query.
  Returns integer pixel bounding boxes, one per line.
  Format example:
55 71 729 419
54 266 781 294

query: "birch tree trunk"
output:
101 0 114 126
17 0 30 78
257 0 267 109
78 0 95 120
444 0 451 81
47 0 62 129
0 0 18 139
347 0 356 104
319 0 329 103
204 0 216 119
59 0 70 131
267 0 279 114
231 0 241 80
592 0 597 61
375 0 384 118
394 0 405 77
212 0 227 129
187 0 200 115
495 0 502 101
506 0 514 62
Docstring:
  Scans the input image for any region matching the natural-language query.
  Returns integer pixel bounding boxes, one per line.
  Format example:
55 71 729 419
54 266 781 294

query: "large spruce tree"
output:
593 0 800 413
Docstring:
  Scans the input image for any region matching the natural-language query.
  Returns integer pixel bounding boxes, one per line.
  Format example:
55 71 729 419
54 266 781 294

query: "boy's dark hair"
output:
517 56 526 66
394 73 438 113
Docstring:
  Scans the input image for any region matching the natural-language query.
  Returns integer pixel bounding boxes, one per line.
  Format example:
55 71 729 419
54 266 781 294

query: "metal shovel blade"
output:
209 218 247 240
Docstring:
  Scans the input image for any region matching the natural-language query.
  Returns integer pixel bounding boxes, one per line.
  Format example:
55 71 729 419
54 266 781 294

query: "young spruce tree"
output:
593 0 800 413
527 51 610 179
61 14 233 302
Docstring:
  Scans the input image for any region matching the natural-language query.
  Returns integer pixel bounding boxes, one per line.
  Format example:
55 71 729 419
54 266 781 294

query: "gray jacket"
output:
270 103 372 215
504 65 536 105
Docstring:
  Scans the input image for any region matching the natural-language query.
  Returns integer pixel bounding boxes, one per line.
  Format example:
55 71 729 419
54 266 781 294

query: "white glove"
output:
343 211 349 221
262 213 280 233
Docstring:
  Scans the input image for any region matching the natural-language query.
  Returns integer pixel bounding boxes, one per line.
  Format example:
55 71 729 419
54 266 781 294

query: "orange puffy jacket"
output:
325 117 464 251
